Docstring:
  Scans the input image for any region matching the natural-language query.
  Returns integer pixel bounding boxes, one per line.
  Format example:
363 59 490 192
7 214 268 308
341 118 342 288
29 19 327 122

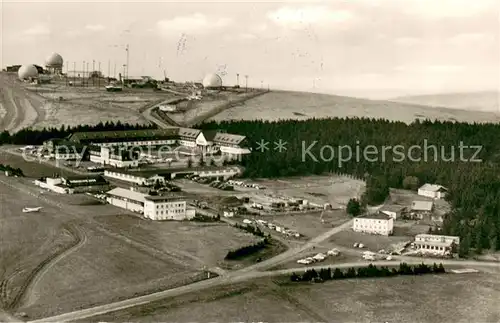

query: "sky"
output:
1 0 499 99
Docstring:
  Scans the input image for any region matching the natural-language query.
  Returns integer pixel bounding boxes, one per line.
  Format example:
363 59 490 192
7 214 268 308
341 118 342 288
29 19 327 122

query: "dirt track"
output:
0 73 47 133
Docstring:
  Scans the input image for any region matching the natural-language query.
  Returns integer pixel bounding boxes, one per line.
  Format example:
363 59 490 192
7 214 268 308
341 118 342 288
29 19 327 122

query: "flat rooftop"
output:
104 166 242 178
356 212 392 220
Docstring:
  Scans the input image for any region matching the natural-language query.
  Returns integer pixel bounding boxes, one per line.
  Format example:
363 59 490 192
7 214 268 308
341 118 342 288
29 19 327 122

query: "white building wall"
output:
380 210 397 219
106 196 143 213
418 189 438 199
144 200 192 220
353 217 394 236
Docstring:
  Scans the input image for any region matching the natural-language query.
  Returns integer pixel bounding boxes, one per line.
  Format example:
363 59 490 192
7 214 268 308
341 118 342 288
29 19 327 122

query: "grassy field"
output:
0 180 78 310
0 149 76 178
269 210 350 238
95 214 261 269
253 175 365 209
331 222 429 252
392 91 499 112
87 273 500 323
208 90 500 124
16 229 203 320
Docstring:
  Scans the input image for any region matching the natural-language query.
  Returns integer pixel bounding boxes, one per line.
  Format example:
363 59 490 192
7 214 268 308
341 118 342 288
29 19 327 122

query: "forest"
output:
200 118 500 254
0 121 156 146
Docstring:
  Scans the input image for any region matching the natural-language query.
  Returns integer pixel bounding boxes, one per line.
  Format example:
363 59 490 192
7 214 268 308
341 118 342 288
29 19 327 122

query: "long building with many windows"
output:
65 127 251 158
352 212 394 236
106 187 195 220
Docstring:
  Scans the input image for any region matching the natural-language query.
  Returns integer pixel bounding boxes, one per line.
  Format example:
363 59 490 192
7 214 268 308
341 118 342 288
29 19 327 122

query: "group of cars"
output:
227 179 265 190
187 175 234 191
297 249 340 265
242 218 302 238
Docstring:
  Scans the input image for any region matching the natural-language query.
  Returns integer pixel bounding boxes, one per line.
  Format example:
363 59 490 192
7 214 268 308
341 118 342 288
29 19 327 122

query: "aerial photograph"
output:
0 0 499 322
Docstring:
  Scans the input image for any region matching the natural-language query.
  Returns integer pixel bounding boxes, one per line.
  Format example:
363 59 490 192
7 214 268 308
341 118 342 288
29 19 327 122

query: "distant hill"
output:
391 91 499 112
208 90 500 124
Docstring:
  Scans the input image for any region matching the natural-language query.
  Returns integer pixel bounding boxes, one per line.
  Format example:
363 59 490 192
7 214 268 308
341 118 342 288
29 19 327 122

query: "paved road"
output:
142 99 181 128
29 258 500 323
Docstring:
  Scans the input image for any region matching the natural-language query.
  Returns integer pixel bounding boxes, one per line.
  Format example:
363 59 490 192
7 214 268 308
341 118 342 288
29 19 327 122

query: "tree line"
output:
0 121 156 146
0 164 24 177
233 223 268 238
225 237 270 260
200 118 500 254
290 262 446 282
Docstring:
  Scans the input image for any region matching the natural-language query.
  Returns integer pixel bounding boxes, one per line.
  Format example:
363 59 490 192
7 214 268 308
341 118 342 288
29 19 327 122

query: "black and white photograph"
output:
0 0 499 322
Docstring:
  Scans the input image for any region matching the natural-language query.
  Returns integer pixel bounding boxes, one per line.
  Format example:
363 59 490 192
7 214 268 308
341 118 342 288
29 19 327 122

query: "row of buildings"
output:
45 127 251 165
34 174 196 221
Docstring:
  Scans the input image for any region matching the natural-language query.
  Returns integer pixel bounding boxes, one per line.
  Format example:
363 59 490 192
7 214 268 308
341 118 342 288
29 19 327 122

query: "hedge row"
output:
290 262 446 282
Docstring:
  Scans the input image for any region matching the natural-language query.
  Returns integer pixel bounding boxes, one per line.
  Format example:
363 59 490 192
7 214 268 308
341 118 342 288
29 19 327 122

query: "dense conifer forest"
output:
201 118 500 254
0 121 156 146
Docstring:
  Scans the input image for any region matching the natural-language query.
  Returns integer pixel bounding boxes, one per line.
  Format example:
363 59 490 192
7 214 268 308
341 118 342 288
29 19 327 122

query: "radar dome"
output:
202 73 222 88
18 65 39 79
45 52 63 67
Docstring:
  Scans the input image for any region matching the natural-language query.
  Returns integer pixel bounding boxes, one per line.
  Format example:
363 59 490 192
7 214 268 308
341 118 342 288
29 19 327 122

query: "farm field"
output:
87 273 500 323
208 90 500 124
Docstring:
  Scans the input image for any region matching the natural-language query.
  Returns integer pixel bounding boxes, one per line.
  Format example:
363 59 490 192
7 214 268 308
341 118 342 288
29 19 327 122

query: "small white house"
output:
418 184 448 199
353 212 394 236
223 210 234 218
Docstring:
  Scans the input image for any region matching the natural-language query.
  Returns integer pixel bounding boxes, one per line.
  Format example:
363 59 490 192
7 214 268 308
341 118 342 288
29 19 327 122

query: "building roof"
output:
411 200 434 211
202 130 218 142
419 183 447 192
356 212 392 220
380 205 407 213
105 166 241 178
213 133 246 145
415 234 460 242
106 187 146 203
144 194 186 202
68 128 178 143
178 127 201 139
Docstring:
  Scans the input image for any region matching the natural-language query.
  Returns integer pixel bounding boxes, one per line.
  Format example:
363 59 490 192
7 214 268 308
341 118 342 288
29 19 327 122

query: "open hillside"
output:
391 91 499 112
208 90 500 124
0 72 175 132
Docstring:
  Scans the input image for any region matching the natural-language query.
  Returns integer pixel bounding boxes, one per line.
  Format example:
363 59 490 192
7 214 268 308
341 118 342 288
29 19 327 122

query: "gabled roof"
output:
106 187 146 203
202 130 218 142
419 183 447 192
178 127 201 139
411 200 434 211
213 133 246 145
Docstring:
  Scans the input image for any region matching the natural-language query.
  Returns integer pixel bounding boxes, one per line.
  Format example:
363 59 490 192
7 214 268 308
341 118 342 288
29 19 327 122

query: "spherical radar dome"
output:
45 52 63 67
202 73 222 88
18 64 39 79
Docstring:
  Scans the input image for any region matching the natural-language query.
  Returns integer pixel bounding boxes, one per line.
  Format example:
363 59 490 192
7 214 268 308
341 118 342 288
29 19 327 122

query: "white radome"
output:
45 52 63 67
18 65 39 79
202 73 222 88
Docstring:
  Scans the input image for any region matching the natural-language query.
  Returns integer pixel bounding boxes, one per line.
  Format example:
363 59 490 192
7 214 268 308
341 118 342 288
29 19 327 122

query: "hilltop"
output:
391 91 499 113
208 90 500 124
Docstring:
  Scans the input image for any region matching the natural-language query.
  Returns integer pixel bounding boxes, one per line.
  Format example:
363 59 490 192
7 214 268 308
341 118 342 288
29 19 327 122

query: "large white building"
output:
106 187 195 220
103 166 241 186
353 212 394 236
66 127 251 159
418 184 448 199
414 234 460 256
90 146 139 168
